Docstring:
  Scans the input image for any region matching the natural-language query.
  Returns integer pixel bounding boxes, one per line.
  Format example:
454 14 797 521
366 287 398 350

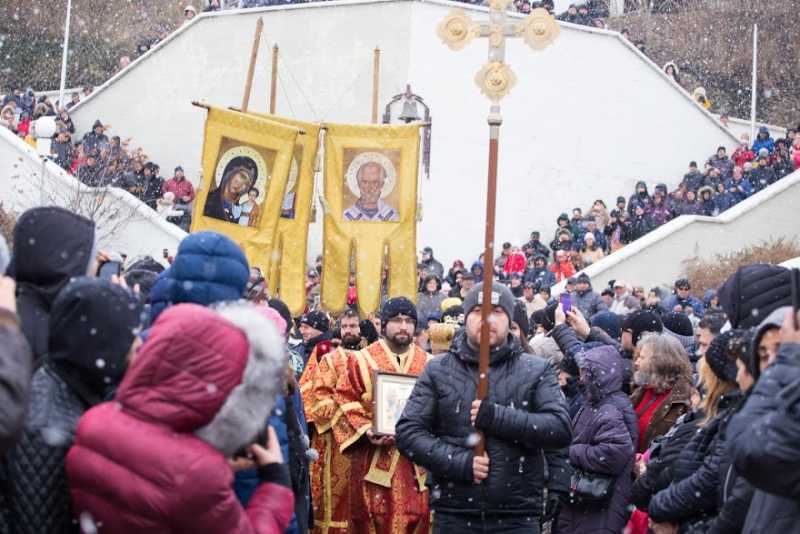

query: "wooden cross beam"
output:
436 2 560 455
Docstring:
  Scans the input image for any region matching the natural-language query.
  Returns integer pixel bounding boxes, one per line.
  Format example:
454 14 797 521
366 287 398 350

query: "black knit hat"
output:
531 302 558 333
705 330 741 383
442 305 465 327
299 310 330 333
662 312 694 337
591 311 622 340
717 264 791 328
512 300 531 338
381 297 417 327
622 310 664 345
267 298 292 335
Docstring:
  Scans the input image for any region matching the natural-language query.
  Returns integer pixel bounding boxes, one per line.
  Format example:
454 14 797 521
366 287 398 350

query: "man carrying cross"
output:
396 282 571 533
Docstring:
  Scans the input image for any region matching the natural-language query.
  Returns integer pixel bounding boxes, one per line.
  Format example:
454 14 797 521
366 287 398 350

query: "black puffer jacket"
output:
3 367 86 534
1 278 141 534
630 411 701 511
396 331 572 517
704 392 754 534
8 207 96 367
729 341 800 533
648 391 742 527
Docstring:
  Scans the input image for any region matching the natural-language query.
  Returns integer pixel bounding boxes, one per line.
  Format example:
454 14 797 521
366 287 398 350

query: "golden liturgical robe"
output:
306 348 355 534
335 340 431 534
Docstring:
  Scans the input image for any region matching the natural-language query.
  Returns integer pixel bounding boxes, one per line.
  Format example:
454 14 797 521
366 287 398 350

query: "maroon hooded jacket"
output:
66 303 292 533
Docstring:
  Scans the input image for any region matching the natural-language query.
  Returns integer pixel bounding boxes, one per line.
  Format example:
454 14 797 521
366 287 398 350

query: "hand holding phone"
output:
559 293 572 314
98 261 122 280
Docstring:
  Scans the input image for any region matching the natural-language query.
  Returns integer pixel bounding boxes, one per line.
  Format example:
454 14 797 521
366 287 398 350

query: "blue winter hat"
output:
148 231 249 323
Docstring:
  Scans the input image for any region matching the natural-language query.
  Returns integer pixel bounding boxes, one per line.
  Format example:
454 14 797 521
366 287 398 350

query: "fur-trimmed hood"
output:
196 301 287 456
116 302 286 457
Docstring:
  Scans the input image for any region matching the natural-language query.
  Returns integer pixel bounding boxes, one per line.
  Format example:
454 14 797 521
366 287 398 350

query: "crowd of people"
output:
405 128 800 299
1 90 195 230
1 204 798 534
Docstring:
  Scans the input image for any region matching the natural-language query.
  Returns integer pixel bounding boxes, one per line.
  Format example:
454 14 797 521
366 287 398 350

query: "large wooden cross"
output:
437 1 561 455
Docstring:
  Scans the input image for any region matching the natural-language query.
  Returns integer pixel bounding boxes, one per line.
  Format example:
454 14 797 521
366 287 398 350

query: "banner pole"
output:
242 18 264 113
371 47 381 123
270 44 279 114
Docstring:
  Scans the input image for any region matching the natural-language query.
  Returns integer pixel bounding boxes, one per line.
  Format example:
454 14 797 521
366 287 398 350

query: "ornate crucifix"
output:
437 2 560 455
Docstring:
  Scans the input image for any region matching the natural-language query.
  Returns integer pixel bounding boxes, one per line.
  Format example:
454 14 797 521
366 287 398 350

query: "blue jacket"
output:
713 190 736 213
234 395 302 534
724 177 753 204
148 231 250 323
751 128 775 154
662 294 706 318
726 341 800 533
524 267 557 289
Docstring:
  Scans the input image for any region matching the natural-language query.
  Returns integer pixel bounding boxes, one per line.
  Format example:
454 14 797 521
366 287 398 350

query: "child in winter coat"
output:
65 303 294 533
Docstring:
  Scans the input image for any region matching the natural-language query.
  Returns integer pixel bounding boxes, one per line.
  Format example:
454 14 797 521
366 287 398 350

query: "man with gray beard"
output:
629 333 695 454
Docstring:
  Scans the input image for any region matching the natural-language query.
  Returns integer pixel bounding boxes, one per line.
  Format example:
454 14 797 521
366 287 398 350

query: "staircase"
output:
0 126 186 261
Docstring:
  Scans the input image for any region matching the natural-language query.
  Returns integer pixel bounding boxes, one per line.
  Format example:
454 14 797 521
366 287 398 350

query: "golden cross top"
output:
437 0 560 103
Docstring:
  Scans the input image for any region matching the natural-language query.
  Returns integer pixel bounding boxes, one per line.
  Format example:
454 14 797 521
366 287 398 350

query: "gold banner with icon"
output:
246 113 321 316
191 106 299 276
321 122 422 316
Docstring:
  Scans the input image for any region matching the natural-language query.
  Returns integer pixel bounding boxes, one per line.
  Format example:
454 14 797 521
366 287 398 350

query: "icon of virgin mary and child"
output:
203 155 261 227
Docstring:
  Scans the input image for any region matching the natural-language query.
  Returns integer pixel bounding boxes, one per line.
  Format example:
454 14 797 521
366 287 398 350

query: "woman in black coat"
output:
2 278 141 534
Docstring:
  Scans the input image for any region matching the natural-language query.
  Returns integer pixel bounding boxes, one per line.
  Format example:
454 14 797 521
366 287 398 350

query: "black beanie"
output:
359 319 380 344
591 311 622 340
512 300 531 338
705 330 741 384
299 310 330 333
381 297 417 327
267 298 293 334
622 310 664 345
662 312 694 337
531 302 558 333
442 305 465 327
717 264 791 329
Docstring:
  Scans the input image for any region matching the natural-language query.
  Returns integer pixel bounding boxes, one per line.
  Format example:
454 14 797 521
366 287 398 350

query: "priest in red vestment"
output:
335 297 431 533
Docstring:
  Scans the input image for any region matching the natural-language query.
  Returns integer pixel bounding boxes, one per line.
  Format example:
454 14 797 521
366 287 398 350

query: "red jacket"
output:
163 177 196 203
66 304 293 533
503 252 527 275
549 260 576 282
732 147 755 168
